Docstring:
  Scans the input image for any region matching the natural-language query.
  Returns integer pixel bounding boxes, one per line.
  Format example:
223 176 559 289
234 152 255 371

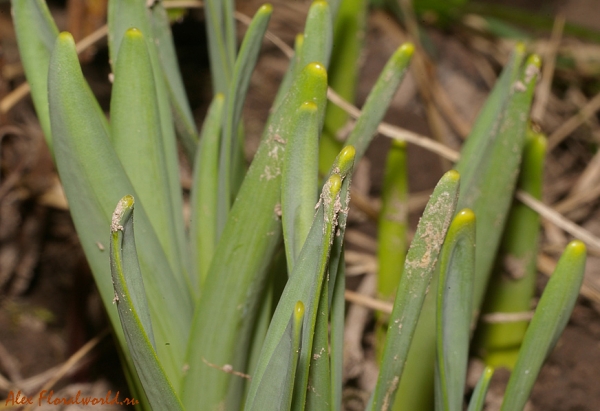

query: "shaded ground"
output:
1 1 600 410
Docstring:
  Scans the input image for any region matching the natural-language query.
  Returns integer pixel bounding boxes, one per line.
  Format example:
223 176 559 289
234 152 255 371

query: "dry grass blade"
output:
0 25 109 114
20 329 109 411
531 14 565 123
345 290 393 314
547 90 600 150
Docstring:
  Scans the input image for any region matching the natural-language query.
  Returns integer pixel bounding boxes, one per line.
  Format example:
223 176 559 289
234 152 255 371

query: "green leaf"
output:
217 4 273 236
304 276 332 411
500 241 587 411
467 366 494 411
474 128 546 369
246 301 305 411
108 0 191 290
369 170 460 411
109 195 185 411
245 163 350 411
329 252 346 411
110 27 189 295
455 53 541 312
299 0 333 70
320 0 367 173
203 0 236 94
345 43 414 162
48 32 192 392
281 101 320 271
376 139 409 361
11 0 59 153
181 62 328 411
190 93 225 291
149 2 199 161
435 209 476 411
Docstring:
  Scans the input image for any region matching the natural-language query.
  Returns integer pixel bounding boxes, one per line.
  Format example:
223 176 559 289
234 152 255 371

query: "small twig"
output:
345 290 393 315
547 90 600 150
201 358 250 380
531 14 565 123
481 311 534 324
516 191 600 252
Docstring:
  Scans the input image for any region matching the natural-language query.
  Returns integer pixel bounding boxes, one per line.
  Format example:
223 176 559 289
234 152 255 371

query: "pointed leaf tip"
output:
305 62 327 79
259 3 273 13
566 240 586 257
444 169 460 183
300 101 318 112
58 31 75 44
295 301 305 320
338 145 356 175
398 42 415 57
125 27 143 38
455 208 476 225
328 174 342 196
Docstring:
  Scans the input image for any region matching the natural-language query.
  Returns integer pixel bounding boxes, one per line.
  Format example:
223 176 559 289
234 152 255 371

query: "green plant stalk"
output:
245 148 355 411
190 93 225 291
467 366 494 411
245 300 305 411
329 250 346 411
392 279 436 411
501 241 587 411
369 170 460 411
319 0 367 174
245 172 342 411
108 0 191 289
203 0 236 95
376 139 409 360
435 209 476 411
110 27 189 295
474 128 546 369
455 53 541 313
149 2 199 161
217 4 273 236
48 32 192 393
109 195 184 411
11 0 59 153
345 43 414 162
282 101 320 272
181 63 328 411
304 274 332 411
299 1 333 71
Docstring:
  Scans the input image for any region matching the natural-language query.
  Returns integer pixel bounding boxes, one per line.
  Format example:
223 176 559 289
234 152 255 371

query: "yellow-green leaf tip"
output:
328 174 342 197
444 169 460 183
300 101 318 112
398 42 415 57
259 3 273 13
304 62 327 82
514 42 526 55
111 195 134 232
58 31 75 45
566 240 586 258
526 54 542 69
294 301 305 320
311 0 329 10
337 145 356 175
391 139 406 149
454 208 475 225
484 366 494 379
125 27 143 38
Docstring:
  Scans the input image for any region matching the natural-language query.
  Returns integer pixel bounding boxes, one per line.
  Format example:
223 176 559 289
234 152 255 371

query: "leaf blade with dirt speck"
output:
369 169 460 411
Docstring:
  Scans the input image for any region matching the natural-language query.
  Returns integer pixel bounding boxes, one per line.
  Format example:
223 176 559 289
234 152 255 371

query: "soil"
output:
1 1 600 410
